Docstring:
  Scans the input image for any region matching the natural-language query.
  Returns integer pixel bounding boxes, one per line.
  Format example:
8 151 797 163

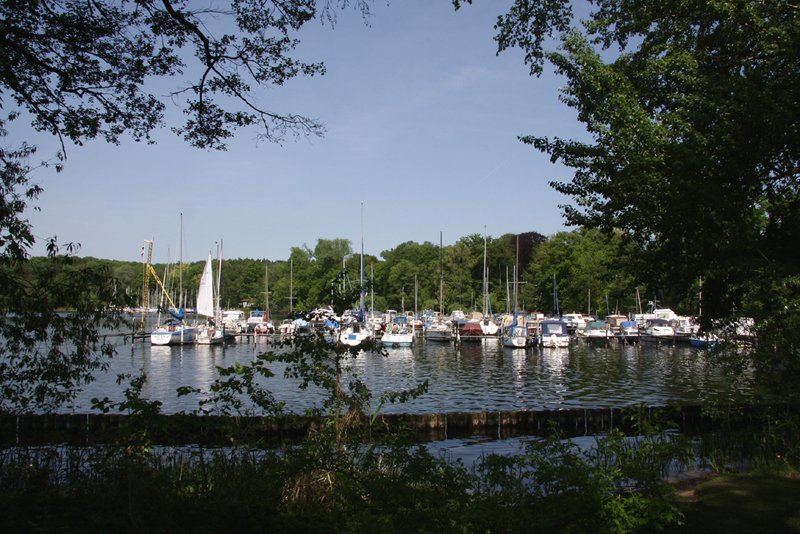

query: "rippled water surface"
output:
69 334 752 415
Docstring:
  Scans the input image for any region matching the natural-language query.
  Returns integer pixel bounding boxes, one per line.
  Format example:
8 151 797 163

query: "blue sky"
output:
20 1 585 263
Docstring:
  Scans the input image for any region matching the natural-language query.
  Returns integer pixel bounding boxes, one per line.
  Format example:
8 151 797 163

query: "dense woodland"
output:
47 227 704 321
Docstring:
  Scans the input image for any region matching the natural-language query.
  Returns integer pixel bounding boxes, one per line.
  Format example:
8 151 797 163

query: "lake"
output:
67 334 752 416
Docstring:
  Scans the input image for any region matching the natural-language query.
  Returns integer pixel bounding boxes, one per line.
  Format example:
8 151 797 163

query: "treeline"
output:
34 228 715 320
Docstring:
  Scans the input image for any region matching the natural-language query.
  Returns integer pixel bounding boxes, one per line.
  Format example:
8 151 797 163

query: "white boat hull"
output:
150 326 196 345
339 326 371 347
381 332 414 348
502 335 528 348
540 334 570 348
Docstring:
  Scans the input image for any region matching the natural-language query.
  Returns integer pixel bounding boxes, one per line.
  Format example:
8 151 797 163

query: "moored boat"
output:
381 317 414 348
151 317 197 345
539 319 570 348
460 321 484 342
641 318 675 343
502 323 528 348
618 320 640 344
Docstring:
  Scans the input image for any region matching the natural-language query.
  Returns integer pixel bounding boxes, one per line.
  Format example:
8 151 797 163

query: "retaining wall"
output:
0 404 791 446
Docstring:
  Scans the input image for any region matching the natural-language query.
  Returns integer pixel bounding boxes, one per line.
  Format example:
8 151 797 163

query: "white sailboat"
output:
150 214 196 346
339 202 371 347
196 249 224 345
425 231 453 342
502 239 527 348
475 230 499 336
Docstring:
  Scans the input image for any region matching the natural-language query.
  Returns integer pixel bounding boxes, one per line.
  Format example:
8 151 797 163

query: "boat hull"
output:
150 326 196 345
381 333 414 348
502 336 528 348
540 334 570 348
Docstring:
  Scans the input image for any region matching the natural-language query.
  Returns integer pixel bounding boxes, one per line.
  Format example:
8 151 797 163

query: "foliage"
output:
0 247 130 413
1 0 375 152
472 429 688 532
516 1 798 315
523 228 637 315
465 0 800 394
0 427 692 533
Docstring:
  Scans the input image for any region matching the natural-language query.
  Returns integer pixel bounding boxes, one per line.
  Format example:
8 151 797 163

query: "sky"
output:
18 0 587 264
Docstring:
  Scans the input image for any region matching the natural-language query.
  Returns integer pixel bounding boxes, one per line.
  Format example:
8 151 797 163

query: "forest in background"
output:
36 227 705 321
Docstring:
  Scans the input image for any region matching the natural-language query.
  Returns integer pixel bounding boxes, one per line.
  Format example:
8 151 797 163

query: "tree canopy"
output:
480 0 800 323
465 0 800 393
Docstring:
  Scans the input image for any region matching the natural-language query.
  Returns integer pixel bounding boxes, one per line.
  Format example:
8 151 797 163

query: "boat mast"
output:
140 239 153 331
482 227 488 316
370 264 374 320
414 273 418 322
178 212 183 312
439 231 444 317
289 259 294 314
264 261 270 320
360 201 365 321
215 239 222 324
513 235 519 319
553 272 560 317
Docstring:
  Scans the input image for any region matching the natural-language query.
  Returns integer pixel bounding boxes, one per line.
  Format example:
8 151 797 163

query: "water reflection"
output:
68 336 753 415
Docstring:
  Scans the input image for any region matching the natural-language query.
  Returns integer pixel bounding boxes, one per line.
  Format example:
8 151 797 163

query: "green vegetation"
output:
62 228 685 320
0 428 691 533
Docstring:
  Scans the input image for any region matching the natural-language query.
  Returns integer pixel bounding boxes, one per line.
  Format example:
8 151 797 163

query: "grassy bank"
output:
671 471 800 533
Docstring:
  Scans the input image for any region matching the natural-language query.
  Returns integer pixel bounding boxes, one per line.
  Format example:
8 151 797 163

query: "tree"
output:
480 0 799 318
0 249 129 412
523 228 635 316
466 0 800 392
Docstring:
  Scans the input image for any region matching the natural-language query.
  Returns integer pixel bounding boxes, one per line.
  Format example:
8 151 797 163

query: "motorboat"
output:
425 315 453 342
642 318 675 342
381 317 414 348
460 321 484 342
562 313 587 333
222 310 246 333
618 320 640 344
245 309 270 333
671 316 699 342
580 320 612 344
539 319 570 348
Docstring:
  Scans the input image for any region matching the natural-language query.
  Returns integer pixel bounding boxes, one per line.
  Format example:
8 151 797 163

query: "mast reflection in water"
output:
69 335 752 414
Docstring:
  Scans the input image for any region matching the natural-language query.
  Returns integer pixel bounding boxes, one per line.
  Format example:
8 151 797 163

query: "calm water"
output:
68 334 752 415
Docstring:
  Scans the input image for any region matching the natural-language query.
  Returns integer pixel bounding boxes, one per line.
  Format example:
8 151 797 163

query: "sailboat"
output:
253 263 275 335
463 230 499 340
339 202 372 347
502 238 527 348
196 248 225 345
150 214 197 345
425 231 453 342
